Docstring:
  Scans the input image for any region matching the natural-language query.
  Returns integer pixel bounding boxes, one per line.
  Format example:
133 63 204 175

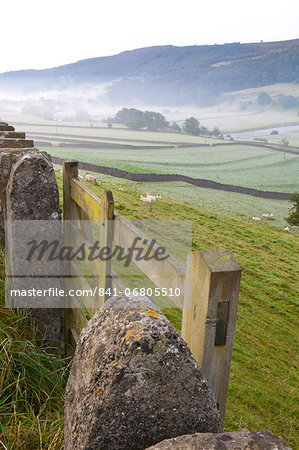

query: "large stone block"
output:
0 138 34 148
5 149 64 353
0 122 14 132
65 296 220 450
146 429 291 449
0 131 26 139
5 149 60 220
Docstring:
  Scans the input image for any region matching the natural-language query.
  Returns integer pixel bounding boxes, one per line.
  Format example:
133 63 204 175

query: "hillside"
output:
1 39 298 106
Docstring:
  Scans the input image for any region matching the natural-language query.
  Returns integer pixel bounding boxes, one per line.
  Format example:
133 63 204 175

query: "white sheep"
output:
252 216 261 221
145 192 156 202
140 194 155 211
284 226 290 232
85 173 97 185
78 174 84 180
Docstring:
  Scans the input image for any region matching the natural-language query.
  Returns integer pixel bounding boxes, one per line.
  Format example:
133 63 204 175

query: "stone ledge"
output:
0 122 15 132
0 131 26 139
0 138 34 148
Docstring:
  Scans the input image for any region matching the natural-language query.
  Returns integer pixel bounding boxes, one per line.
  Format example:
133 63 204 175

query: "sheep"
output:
145 192 156 202
284 226 290 232
156 194 162 199
85 173 97 185
140 194 155 211
78 174 84 180
262 213 274 220
252 216 261 221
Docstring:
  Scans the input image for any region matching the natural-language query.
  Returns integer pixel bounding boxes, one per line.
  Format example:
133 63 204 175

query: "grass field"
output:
59 171 299 448
25 125 218 145
47 144 299 192
47 140 299 232
55 170 292 231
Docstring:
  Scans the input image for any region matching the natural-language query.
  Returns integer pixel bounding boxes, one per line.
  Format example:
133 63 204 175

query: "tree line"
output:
104 108 223 137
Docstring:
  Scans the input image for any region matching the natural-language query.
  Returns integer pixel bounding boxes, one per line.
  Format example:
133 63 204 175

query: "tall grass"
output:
0 249 67 449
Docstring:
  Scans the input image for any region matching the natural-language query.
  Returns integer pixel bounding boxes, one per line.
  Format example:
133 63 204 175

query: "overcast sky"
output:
0 0 298 73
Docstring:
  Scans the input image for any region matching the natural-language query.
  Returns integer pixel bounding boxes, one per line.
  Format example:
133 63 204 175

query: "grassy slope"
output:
48 144 299 192
0 251 67 449
56 171 299 448
55 169 293 232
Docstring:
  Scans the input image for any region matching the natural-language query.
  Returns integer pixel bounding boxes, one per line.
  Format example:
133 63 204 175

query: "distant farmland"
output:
10 117 299 231
43 142 298 231
47 144 298 193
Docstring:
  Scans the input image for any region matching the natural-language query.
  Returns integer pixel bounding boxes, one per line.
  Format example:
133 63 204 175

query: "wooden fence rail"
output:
62 160 241 429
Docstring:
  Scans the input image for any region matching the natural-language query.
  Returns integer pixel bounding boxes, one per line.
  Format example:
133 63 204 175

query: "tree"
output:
113 108 168 131
169 122 181 133
200 126 208 136
211 126 221 137
115 107 143 124
277 95 298 109
143 111 168 131
183 117 200 135
286 193 299 226
257 92 272 106
125 116 145 130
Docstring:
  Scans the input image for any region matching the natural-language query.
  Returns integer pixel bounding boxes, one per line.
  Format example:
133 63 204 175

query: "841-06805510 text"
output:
10 286 181 299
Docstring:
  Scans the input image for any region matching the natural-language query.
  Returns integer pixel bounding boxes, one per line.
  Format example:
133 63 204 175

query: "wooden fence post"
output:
63 160 78 222
181 250 241 430
63 160 79 356
96 190 114 310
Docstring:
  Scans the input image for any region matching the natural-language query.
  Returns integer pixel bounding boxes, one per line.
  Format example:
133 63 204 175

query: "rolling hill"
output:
1 39 298 106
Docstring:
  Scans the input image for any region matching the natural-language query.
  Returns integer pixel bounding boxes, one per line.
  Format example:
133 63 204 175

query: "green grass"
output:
0 250 67 449
64 171 293 232
47 144 299 193
49 138 299 232
14 122 219 145
55 171 299 448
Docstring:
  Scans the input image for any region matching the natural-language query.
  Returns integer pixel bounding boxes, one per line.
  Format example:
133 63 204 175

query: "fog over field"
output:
1 40 298 130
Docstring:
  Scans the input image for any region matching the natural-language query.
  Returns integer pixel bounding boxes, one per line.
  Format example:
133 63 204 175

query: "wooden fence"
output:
63 160 241 429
